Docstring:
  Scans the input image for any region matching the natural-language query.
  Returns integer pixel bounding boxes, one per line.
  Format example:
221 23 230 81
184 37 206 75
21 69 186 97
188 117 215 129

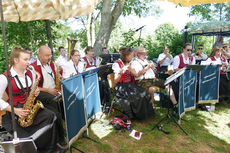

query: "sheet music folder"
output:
164 65 204 86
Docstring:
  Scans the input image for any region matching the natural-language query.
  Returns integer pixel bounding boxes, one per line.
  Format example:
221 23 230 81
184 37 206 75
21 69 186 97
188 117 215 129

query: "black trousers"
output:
37 91 65 144
2 108 59 153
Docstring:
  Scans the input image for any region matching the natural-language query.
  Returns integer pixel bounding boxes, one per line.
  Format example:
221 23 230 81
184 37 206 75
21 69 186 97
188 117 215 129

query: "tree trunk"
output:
91 11 95 47
93 0 124 56
45 20 54 60
87 13 92 46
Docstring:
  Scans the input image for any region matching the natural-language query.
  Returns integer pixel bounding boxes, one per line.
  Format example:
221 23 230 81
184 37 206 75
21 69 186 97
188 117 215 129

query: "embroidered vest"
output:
117 60 134 83
83 57 96 68
3 70 33 106
210 56 226 74
31 61 56 87
178 54 194 68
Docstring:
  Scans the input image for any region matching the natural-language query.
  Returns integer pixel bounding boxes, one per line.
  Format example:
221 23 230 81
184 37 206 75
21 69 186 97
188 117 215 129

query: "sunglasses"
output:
186 49 192 51
198 48 203 50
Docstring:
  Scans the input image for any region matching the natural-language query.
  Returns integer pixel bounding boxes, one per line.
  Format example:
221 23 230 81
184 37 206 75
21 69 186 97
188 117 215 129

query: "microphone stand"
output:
136 25 145 46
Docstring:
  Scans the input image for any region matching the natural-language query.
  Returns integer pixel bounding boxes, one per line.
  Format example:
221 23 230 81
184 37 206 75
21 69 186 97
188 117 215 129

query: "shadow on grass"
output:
68 102 230 153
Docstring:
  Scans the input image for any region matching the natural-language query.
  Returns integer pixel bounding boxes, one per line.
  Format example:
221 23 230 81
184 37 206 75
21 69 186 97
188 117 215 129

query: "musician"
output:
31 46 64 144
102 47 108 54
82 46 98 71
213 36 224 48
62 49 84 79
112 47 155 120
98 47 111 108
222 43 230 61
55 46 67 68
157 46 173 77
0 46 61 153
173 43 196 72
206 46 230 98
131 47 177 107
193 44 208 61
171 43 196 101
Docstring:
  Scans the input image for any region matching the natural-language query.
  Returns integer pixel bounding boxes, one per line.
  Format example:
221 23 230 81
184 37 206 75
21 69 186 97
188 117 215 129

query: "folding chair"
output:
107 73 122 116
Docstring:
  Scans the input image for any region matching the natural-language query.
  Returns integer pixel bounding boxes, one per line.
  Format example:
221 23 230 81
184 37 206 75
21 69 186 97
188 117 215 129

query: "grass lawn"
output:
68 102 230 153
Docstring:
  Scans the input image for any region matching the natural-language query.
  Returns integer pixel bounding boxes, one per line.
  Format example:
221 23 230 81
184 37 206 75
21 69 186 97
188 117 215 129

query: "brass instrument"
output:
67 38 77 61
54 62 61 91
83 60 87 72
96 56 103 67
18 66 44 127
195 51 202 58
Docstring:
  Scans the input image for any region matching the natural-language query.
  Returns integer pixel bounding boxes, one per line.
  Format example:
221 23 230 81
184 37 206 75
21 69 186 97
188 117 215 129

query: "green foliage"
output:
189 3 230 21
123 0 162 18
120 29 139 48
144 23 184 60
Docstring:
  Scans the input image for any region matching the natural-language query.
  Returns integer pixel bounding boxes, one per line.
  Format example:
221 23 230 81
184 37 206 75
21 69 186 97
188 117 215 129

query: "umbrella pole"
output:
0 0 20 152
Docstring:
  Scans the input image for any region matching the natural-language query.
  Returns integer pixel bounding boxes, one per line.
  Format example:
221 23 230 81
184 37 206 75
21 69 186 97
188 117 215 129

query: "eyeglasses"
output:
198 48 203 50
186 49 192 51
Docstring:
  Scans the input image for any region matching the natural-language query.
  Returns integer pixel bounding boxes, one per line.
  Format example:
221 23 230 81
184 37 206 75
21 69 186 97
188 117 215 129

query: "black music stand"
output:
152 68 188 135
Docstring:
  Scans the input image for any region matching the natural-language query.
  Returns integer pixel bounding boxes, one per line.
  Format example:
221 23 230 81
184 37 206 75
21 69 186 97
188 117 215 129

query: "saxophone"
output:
54 62 61 91
18 66 44 127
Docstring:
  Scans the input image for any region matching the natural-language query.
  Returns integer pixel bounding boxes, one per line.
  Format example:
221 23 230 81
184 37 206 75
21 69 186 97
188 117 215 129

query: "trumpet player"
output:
157 46 173 79
192 44 208 61
0 46 61 153
62 50 84 79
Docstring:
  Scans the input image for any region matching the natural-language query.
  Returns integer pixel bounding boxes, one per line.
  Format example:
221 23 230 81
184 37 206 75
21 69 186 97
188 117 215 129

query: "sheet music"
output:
164 68 186 85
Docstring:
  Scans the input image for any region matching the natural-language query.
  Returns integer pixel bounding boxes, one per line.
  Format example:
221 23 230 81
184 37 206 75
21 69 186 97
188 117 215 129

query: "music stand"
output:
152 68 188 135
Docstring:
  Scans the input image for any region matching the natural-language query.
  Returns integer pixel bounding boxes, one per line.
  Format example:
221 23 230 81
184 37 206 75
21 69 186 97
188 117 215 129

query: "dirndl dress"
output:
115 82 155 120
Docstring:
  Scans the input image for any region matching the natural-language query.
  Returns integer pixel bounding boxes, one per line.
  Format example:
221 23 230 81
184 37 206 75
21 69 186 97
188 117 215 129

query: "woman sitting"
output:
62 49 84 79
206 46 230 99
0 46 62 153
112 47 155 120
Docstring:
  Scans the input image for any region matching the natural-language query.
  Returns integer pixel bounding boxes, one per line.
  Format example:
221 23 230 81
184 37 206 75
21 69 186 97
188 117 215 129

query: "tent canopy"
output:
158 0 230 7
2 0 101 22
188 20 230 36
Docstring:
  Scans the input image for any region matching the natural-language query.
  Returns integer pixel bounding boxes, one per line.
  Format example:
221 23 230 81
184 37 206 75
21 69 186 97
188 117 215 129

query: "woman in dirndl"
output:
0 46 61 153
206 46 230 98
112 47 155 120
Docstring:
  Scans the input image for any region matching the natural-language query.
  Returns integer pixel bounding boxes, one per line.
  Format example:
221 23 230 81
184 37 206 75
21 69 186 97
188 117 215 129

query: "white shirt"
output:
62 60 84 79
55 55 67 67
206 56 226 65
36 60 55 89
157 53 173 66
192 52 208 60
0 67 36 110
131 58 155 80
173 53 196 70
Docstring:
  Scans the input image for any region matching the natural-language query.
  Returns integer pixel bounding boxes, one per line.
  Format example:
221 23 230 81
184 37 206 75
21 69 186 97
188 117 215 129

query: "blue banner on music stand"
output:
198 65 220 104
183 69 197 111
84 72 102 119
61 74 87 145
178 76 185 121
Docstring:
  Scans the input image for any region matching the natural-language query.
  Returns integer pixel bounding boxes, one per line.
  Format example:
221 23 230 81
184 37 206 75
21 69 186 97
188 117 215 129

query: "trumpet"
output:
195 51 202 58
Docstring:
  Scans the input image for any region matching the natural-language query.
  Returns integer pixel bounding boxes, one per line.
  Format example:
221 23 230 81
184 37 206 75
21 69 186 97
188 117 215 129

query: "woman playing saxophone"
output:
0 46 61 153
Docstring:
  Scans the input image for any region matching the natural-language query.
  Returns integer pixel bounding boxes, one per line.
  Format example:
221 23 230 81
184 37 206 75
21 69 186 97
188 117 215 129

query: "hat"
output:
137 46 147 53
223 43 229 47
